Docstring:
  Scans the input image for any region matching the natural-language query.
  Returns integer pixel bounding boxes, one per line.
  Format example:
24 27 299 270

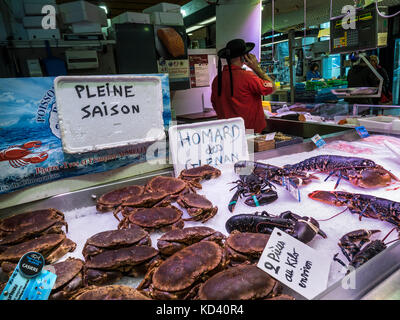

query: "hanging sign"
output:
54 75 166 154
257 228 331 300
168 117 249 176
0 252 57 300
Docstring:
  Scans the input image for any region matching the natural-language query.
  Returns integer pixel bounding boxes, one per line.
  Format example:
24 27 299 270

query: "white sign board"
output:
257 228 331 300
55 75 165 154
168 117 249 176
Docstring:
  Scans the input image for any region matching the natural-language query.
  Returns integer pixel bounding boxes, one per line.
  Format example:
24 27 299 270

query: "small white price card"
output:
257 228 331 300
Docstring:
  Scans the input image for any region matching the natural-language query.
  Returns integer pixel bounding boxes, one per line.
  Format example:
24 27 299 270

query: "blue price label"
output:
355 126 370 138
311 134 326 148
0 252 57 300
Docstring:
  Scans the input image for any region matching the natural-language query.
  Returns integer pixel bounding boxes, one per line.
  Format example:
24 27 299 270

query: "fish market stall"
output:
1 127 400 300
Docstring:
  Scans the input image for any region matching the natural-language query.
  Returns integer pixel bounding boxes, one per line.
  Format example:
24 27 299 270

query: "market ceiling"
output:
56 0 192 18
262 0 400 33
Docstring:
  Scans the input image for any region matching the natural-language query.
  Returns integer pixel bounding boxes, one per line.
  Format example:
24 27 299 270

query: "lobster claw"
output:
244 190 278 208
21 140 42 149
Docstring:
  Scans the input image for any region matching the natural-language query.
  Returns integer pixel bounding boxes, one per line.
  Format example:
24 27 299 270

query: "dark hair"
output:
310 63 319 71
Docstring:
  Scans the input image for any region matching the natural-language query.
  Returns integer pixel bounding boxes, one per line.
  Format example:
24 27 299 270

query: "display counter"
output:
1 124 400 300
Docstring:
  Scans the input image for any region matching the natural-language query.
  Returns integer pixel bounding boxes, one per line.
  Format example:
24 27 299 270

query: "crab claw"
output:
21 140 42 149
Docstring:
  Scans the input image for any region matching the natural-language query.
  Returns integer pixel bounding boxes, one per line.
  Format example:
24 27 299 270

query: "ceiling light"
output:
198 16 216 25
186 25 204 33
99 5 108 14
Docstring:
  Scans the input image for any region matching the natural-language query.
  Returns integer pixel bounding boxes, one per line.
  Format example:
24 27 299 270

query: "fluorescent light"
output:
188 33 193 36
186 25 204 33
99 5 108 14
181 9 186 17
198 16 216 25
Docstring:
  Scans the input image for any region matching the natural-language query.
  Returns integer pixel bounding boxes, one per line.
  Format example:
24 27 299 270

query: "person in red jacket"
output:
211 39 276 133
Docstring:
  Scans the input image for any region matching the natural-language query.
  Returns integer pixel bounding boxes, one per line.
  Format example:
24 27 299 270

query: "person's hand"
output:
244 53 260 71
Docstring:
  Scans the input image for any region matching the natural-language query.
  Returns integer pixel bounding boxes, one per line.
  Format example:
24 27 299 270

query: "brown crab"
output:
70 285 151 300
225 231 270 265
157 227 225 256
82 226 151 260
96 185 144 212
177 193 218 223
117 206 185 232
50 258 84 300
178 165 221 190
0 208 67 245
0 233 76 276
113 191 172 220
138 241 228 300
84 245 161 286
145 176 191 199
190 264 286 300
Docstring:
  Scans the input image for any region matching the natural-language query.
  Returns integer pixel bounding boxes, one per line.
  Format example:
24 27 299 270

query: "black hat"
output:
217 39 255 96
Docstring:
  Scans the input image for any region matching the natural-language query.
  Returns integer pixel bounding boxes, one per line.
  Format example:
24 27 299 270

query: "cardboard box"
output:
59 0 107 26
71 22 102 33
27 28 60 40
23 15 45 28
24 1 57 15
150 12 184 26
143 2 181 14
112 12 151 25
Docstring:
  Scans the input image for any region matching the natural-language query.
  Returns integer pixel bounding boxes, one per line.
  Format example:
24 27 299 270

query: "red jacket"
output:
211 65 274 133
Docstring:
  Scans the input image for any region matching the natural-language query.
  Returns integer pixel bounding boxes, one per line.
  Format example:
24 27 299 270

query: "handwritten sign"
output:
55 75 166 154
168 118 249 175
257 228 331 300
311 134 326 148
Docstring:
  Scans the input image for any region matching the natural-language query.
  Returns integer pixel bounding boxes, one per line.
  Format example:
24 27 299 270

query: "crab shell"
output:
119 206 184 232
138 241 227 300
157 226 226 256
96 185 144 212
84 245 161 286
177 193 218 223
0 233 76 268
178 165 222 189
70 285 151 300
82 226 151 259
226 231 270 265
50 258 84 300
120 191 171 208
196 264 281 300
0 208 67 244
145 176 190 198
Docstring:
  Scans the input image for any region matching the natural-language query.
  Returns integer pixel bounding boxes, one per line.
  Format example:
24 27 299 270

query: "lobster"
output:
283 155 398 189
235 155 398 189
225 211 327 244
0 140 48 168
308 190 400 228
333 228 399 273
234 160 317 187
228 173 278 212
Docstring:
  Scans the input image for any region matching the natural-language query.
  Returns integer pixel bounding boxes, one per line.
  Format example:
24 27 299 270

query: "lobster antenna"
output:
382 227 398 243
317 207 348 222
384 238 400 246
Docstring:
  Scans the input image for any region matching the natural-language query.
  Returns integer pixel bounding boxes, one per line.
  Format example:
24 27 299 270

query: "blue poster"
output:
0 75 171 194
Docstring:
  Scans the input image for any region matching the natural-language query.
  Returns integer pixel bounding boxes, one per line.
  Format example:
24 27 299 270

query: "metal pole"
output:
288 29 295 104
